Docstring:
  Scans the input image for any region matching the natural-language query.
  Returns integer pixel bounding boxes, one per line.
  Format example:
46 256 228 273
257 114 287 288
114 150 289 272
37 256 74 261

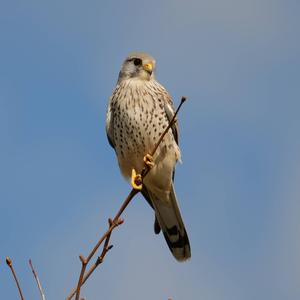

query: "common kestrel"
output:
106 52 191 261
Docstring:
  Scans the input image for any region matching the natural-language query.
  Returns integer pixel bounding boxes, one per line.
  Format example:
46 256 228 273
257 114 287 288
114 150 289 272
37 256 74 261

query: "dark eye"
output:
133 58 142 66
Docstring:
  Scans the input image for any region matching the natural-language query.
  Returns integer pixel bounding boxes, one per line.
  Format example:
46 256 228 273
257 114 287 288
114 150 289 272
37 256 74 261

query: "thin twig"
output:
67 97 187 300
150 96 186 158
74 255 87 300
29 259 46 300
6 256 25 300
67 190 139 299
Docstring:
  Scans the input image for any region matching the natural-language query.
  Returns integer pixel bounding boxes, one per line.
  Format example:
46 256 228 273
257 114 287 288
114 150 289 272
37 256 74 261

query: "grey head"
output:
118 52 156 82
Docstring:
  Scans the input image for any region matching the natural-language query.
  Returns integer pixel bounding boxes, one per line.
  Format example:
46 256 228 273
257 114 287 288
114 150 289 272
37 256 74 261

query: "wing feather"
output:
163 92 180 181
106 97 115 149
164 94 179 146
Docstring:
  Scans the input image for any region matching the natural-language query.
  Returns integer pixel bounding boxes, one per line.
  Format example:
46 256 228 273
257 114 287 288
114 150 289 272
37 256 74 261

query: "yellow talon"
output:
131 168 143 190
143 154 154 168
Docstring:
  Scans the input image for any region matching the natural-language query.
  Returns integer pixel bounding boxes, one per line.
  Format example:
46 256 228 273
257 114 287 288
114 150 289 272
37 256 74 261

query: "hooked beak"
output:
143 63 153 75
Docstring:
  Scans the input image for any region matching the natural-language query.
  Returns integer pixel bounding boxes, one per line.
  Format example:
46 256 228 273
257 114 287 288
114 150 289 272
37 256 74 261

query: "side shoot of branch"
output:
6 256 25 300
29 259 46 300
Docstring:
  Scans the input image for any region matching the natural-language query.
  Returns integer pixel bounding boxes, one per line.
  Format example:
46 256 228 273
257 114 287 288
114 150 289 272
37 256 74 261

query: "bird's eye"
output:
133 58 142 66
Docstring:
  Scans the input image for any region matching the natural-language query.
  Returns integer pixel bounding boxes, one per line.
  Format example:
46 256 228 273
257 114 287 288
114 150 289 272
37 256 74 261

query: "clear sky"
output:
1 1 300 299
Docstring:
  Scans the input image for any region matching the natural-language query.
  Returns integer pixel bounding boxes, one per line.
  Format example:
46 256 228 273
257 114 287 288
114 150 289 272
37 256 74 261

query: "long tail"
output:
142 183 191 261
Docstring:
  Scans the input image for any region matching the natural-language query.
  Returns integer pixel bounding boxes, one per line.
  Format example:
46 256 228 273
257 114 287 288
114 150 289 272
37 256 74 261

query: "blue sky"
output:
1 0 300 299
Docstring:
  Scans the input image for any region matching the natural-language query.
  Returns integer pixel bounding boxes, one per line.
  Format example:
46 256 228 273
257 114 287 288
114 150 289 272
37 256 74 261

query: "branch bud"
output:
6 256 12 267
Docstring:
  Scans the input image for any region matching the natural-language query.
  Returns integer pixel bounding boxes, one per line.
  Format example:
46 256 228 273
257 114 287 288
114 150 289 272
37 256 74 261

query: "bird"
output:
106 52 191 261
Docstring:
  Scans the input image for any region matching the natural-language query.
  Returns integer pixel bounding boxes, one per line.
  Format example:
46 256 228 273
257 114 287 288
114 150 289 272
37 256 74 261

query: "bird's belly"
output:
115 120 156 178
113 101 179 179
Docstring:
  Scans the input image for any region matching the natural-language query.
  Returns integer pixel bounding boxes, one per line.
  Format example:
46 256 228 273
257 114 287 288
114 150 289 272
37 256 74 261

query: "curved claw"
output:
131 169 143 190
143 154 154 168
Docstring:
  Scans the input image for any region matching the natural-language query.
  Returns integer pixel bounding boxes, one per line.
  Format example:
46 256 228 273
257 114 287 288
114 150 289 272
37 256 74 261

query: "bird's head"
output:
118 52 156 82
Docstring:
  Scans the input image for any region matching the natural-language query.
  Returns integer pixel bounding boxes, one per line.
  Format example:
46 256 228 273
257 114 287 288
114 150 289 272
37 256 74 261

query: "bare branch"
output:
6 256 25 300
66 188 139 299
149 96 186 158
67 97 187 300
29 259 46 300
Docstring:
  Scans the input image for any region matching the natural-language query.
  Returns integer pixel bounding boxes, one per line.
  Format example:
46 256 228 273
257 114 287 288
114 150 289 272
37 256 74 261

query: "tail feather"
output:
143 183 191 261
154 216 161 234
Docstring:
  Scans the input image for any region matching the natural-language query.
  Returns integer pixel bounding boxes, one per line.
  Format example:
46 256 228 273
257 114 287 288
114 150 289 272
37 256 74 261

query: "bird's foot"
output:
143 154 155 168
131 168 143 190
